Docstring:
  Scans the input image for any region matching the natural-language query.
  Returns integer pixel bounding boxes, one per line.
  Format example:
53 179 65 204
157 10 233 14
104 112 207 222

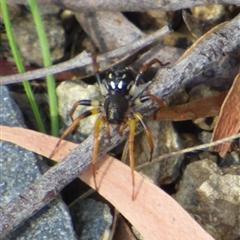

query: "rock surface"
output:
70 198 113 240
0 86 77 240
175 159 240 240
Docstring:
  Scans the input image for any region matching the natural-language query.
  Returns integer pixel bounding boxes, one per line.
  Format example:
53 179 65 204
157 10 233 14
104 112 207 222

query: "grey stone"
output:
56 80 103 142
175 159 240 240
134 121 184 185
0 86 77 240
69 198 112 240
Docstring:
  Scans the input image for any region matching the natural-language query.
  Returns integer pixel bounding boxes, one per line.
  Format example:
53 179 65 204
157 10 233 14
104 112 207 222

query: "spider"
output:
50 54 169 192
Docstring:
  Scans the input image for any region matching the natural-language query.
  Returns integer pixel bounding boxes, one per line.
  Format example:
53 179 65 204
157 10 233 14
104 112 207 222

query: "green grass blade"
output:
1 0 46 133
27 0 59 136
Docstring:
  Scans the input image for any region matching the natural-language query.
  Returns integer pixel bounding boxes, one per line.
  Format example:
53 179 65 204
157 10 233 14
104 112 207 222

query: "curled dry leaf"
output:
211 73 240 156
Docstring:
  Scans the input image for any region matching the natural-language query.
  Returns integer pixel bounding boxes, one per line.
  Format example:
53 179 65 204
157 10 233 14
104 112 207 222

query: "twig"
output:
148 14 240 99
0 25 171 85
6 0 240 12
136 133 240 170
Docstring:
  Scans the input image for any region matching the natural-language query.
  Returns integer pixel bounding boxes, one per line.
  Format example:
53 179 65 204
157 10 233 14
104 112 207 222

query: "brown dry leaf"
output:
152 91 227 121
0 125 214 240
211 73 240 156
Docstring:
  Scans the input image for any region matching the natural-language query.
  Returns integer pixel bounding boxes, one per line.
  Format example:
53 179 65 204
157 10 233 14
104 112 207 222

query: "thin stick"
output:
136 133 240 170
0 25 171 85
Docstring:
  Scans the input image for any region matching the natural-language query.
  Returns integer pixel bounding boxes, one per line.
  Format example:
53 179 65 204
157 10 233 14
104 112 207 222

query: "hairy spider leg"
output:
49 108 100 159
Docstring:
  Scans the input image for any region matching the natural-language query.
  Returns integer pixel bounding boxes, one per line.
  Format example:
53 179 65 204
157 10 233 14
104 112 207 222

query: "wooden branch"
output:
149 14 240 99
7 0 240 12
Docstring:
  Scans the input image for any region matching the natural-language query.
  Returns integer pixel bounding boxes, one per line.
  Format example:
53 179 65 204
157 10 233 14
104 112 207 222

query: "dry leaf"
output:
211 73 240 156
152 91 227 121
0 126 214 240
0 126 77 161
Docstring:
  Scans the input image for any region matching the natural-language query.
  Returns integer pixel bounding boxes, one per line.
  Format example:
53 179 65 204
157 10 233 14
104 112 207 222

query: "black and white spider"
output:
51 54 169 190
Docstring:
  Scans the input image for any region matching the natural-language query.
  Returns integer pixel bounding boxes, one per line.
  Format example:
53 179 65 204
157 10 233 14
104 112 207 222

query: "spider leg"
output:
134 58 170 86
134 94 164 108
146 94 165 109
69 100 103 135
69 100 103 122
118 120 127 136
134 94 165 120
101 117 110 139
49 108 100 159
146 94 165 119
92 54 108 96
128 59 169 99
133 95 151 106
92 116 103 190
128 118 136 196
133 112 154 162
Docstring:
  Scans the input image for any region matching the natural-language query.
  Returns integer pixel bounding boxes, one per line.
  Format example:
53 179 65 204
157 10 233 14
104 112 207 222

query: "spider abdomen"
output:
104 94 129 124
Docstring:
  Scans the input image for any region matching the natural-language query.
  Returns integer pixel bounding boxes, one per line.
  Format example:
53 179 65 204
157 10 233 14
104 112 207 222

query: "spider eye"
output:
108 73 114 79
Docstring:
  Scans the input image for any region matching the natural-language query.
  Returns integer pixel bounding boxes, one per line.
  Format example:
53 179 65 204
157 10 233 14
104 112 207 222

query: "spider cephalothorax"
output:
102 67 133 123
104 66 134 94
51 54 169 194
